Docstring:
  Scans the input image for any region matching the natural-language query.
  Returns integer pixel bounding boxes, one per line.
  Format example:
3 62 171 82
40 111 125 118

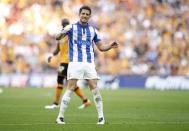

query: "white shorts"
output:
67 62 100 80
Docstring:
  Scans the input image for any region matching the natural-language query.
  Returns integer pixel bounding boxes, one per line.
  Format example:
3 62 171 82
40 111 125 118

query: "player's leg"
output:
56 62 82 124
44 75 64 109
55 75 64 104
88 79 105 124
56 79 77 124
65 62 91 109
45 64 66 109
84 63 105 124
54 63 68 105
74 86 92 109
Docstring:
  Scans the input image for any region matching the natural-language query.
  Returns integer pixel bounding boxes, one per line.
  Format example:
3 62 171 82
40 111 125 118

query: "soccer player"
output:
45 18 91 109
55 5 118 124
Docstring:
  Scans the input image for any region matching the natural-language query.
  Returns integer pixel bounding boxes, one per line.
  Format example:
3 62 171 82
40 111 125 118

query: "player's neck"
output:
79 21 88 26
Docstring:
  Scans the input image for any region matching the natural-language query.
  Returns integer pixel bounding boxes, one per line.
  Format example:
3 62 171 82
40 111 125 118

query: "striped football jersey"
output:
61 22 101 63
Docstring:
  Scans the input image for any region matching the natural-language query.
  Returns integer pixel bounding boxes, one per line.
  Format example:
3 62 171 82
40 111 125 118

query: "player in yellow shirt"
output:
45 18 91 109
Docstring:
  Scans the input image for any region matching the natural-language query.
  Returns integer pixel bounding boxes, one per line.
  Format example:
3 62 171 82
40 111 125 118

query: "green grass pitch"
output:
0 88 189 131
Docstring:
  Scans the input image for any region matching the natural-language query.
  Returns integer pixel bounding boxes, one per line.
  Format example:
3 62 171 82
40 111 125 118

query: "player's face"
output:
79 9 91 24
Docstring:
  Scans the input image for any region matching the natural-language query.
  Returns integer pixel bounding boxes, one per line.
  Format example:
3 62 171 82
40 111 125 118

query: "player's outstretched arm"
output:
52 43 60 56
47 42 60 63
96 41 118 52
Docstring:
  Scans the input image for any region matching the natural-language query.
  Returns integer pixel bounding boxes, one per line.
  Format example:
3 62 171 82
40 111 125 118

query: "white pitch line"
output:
0 122 189 126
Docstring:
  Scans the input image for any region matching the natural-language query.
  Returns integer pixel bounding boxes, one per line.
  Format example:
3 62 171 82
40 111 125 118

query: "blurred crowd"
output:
1 0 189 76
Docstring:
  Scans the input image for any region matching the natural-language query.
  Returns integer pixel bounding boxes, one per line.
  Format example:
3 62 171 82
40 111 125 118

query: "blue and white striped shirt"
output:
61 22 101 63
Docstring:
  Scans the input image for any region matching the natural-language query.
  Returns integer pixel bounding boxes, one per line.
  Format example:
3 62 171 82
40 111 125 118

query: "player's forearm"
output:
96 41 112 52
52 50 59 56
52 43 60 56
56 33 64 40
96 41 118 52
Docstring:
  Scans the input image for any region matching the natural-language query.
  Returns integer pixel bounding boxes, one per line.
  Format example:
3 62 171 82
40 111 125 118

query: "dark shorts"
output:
58 63 68 77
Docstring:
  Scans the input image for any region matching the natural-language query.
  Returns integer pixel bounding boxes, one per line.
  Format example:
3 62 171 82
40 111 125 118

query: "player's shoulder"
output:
64 24 72 30
87 23 95 28
69 22 78 27
72 21 78 25
64 22 78 30
88 23 99 32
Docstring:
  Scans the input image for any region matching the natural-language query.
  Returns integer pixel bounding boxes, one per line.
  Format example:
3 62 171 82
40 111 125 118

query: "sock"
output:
58 89 73 118
91 88 104 119
74 87 87 103
55 84 63 104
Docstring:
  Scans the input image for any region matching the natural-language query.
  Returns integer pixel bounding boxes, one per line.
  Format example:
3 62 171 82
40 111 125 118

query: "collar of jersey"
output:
77 21 88 27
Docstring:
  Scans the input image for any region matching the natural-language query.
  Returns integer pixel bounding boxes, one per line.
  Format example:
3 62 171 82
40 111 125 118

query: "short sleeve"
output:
93 28 101 43
61 24 72 34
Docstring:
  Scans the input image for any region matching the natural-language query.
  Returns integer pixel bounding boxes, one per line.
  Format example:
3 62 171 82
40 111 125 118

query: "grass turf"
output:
0 88 189 131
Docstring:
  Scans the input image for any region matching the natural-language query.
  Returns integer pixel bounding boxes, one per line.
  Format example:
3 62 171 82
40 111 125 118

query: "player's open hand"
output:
111 41 118 48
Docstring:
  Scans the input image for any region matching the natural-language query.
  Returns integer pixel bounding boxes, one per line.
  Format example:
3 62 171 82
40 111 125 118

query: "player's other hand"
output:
111 41 118 48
